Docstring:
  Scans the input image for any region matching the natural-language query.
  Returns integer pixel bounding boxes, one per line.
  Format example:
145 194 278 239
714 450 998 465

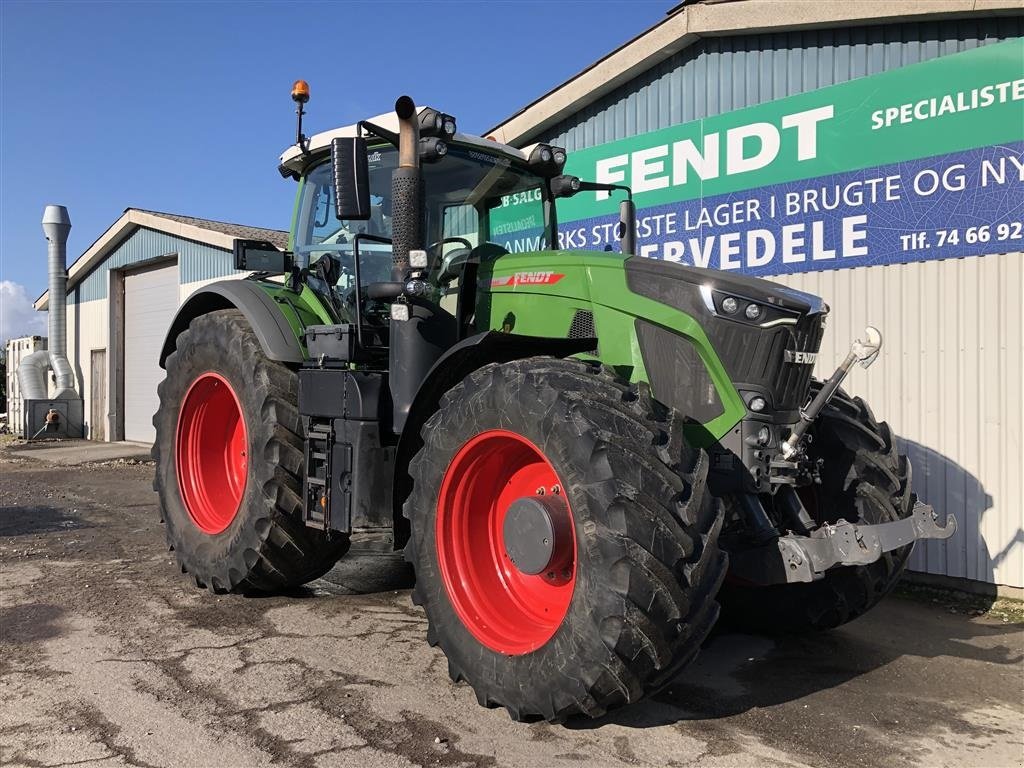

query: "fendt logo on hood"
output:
490 272 565 288
785 350 818 365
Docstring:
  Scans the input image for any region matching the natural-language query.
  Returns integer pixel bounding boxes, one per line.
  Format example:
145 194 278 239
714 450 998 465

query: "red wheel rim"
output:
436 429 577 655
175 372 248 535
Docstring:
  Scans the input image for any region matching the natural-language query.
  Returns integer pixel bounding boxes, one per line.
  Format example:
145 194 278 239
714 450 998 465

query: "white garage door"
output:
124 262 179 443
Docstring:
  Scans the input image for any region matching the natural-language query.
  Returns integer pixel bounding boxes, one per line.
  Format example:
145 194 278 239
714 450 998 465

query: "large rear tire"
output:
719 385 914 633
153 309 348 593
404 358 727 721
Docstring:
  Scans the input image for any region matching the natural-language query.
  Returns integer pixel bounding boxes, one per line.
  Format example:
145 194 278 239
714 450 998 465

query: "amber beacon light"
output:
291 79 310 104
292 79 310 149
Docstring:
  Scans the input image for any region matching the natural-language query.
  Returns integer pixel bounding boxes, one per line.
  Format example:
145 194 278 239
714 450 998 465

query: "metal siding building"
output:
35 210 287 444
538 18 1023 151
490 3 1023 590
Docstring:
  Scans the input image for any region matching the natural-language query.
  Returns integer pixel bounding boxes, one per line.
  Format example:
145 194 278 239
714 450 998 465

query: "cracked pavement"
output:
1 455 1022 768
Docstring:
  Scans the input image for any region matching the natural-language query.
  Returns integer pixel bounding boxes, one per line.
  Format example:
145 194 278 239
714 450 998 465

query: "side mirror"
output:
618 199 637 256
439 247 471 283
331 137 371 220
233 239 293 273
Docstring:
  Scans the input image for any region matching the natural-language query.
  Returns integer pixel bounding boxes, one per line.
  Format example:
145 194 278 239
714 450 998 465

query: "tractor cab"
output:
287 139 556 328
270 90 635 362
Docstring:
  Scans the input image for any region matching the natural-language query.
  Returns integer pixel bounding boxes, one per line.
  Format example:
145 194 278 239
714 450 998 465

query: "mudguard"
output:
159 280 304 368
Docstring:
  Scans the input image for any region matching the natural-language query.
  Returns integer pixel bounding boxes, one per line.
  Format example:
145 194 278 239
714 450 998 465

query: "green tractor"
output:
153 85 955 721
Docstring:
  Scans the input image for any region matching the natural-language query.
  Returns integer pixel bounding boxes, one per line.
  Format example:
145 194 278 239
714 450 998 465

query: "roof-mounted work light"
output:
419 108 457 138
419 136 449 163
527 144 567 177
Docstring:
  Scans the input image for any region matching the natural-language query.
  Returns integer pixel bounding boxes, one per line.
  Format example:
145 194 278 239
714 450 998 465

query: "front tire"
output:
153 309 347 592
719 385 914 633
404 358 727 721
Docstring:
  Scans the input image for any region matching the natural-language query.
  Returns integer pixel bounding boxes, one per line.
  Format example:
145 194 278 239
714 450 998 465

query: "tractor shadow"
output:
566 593 1022 733
0 504 89 537
314 540 415 595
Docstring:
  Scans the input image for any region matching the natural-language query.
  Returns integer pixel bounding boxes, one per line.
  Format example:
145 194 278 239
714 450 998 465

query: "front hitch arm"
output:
781 326 883 459
729 502 957 585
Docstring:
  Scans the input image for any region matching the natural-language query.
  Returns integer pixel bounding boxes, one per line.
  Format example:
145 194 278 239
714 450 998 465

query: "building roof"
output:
486 0 1022 147
35 208 287 310
132 210 289 249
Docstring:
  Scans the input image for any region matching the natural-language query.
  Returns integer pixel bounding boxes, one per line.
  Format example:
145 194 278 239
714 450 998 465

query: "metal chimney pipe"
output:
391 95 423 280
42 205 77 398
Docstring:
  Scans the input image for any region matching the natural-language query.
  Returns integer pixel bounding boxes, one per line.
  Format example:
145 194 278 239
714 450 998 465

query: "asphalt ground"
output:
1 452 1022 768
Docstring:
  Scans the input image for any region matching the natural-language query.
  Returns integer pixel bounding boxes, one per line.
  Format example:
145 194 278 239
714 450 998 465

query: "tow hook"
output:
731 501 958 585
781 326 883 459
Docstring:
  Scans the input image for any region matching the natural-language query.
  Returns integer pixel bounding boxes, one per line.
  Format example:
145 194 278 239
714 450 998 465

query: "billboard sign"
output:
497 39 1024 276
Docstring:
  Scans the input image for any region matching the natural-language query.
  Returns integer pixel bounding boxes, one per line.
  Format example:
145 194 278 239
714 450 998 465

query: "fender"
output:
391 330 597 548
159 280 304 368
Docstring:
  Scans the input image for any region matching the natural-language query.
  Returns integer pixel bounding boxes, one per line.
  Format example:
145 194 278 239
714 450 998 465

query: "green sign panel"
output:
497 39 1024 275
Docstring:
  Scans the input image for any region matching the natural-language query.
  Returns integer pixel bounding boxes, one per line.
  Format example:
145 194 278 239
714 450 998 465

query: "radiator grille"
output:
714 314 825 410
635 320 725 423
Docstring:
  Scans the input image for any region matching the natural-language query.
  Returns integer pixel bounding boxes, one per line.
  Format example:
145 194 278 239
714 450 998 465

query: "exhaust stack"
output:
42 205 77 398
390 95 423 280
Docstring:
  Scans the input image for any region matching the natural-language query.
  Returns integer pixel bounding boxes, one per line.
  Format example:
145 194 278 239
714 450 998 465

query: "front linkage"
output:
732 502 956 585
737 327 957 585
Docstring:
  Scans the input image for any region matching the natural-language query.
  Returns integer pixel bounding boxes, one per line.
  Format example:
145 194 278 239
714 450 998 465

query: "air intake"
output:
567 310 595 339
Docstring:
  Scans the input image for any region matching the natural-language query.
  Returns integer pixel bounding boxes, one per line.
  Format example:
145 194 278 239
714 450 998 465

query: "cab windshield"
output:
294 144 553 291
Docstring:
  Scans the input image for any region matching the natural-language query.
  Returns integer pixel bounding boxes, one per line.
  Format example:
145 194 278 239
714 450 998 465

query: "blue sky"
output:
0 0 665 339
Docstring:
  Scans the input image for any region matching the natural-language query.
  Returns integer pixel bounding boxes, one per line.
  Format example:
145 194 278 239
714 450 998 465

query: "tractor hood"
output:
482 249 828 322
622 255 829 417
624 257 828 318
478 249 829 439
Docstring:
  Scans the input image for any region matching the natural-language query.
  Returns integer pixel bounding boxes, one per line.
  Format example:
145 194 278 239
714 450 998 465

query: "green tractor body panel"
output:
257 281 335 342
245 243 749 446
476 249 747 445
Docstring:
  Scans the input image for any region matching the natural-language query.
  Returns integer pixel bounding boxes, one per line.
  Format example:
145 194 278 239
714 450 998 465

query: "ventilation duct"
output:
42 205 77 399
16 350 50 401
16 204 78 405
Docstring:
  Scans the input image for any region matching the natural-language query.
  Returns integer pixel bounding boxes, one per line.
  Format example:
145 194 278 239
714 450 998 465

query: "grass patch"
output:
894 580 1024 624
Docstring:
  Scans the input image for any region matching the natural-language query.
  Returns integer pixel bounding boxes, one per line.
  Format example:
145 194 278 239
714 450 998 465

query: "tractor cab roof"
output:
278 105 538 179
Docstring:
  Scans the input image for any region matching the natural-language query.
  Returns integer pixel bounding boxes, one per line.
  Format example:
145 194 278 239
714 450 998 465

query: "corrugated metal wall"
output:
775 255 1023 588
69 227 239 302
535 17 1024 588
540 17 1023 149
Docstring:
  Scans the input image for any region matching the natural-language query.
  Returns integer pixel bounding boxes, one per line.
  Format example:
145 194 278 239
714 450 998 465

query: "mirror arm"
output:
575 180 633 200
550 178 637 255
358 120 400 150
